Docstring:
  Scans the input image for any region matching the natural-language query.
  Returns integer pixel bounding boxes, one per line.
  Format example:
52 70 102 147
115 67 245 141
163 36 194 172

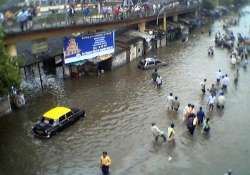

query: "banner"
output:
63 31 115 64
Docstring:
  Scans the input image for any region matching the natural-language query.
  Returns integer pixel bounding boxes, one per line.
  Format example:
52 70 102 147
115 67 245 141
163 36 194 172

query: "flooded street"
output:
1 7 250 175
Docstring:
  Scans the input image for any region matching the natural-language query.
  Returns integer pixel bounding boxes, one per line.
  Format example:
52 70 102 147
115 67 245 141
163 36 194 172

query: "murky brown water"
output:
1 7 250 175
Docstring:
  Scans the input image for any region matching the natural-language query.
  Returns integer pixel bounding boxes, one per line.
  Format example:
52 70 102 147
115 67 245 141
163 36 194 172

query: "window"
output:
66 112 73 118
59 116 66 122
49 119 54 125
147 61 155 65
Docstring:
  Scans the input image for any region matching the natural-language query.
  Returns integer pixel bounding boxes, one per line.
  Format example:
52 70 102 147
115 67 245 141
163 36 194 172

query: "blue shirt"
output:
197 110 205 123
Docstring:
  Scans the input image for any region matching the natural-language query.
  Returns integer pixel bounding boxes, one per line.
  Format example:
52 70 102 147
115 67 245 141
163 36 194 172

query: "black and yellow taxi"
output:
32 106 85 138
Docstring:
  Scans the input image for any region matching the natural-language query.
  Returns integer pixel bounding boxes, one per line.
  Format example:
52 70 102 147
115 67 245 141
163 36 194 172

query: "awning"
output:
70 59 89 66
94 54 112 62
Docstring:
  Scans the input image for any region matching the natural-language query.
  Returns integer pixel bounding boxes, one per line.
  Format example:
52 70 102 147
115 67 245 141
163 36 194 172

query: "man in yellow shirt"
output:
100 151 112 175
167 123 175 142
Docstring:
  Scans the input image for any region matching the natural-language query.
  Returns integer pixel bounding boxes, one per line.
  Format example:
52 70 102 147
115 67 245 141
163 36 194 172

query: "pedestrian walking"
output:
217 92 225 109
183 104 191 121
234 69 239 84
167 93 174 110
172 96 180 111
202 118 210 134
167 123 175 142
243 57 248 69
216 69 222 84
100 152 112 175
151 123 166 143
156 75 162 88
197 106 205 125
189 105 196 116
221 74 229 90
209 84 217 96
208 94 216 111
151 69 158 84
187 114 196 135
200 78 207 94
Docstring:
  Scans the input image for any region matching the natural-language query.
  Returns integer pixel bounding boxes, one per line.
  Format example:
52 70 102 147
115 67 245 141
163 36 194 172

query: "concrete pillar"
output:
195 10 199 17
163 13 167 32
97 2 101 14
6 44 17 57
138 22 146 32
173 15 178 22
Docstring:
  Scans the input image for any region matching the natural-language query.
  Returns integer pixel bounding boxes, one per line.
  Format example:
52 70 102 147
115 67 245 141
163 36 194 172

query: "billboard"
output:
63 31 115 64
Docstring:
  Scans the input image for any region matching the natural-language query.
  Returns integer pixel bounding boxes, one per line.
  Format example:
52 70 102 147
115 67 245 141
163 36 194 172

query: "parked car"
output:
137 57 167 70
32 106 85 138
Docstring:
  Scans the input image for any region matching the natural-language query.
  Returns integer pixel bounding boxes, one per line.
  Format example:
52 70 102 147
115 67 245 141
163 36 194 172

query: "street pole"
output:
37 62 44 90
156 6 166 26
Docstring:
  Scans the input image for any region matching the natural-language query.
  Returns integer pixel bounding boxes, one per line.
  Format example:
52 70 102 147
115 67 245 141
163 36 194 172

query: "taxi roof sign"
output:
43 107 71 120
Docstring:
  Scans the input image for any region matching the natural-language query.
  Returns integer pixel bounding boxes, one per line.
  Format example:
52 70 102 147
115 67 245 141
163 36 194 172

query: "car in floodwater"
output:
32 106 85 138
137 57 167 70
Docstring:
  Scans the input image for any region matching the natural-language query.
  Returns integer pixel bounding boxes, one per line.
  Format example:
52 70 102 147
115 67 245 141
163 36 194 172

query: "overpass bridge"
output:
3 4 199 57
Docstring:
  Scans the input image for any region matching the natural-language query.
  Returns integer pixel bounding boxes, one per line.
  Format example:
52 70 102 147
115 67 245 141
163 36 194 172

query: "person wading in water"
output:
100 152 112 175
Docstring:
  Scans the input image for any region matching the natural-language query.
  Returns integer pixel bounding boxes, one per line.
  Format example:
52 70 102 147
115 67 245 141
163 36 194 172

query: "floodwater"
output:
1 6 250 175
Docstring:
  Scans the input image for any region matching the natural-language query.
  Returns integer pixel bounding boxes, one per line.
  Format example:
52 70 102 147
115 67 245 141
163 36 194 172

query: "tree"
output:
202 0 216 10
0 27 21 96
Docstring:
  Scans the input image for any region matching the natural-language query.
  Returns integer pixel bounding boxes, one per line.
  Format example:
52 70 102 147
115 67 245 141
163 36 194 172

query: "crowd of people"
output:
149 15 248 148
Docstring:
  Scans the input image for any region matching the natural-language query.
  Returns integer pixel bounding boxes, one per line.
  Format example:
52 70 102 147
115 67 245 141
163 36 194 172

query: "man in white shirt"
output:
167 93 174 110
222 74 229 90
216 69 222 84
200 78 207 94
208 94 216 111
151 123 166 142
156 75 162 88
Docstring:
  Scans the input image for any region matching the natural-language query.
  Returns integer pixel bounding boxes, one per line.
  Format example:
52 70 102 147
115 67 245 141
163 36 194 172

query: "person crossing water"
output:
217 92 225 109
234 69 239 84
152 69 158 84
172 96 180 111
200 78 207 94
151 123 167 143
167 123 175 142
100 152 112 175
197 106 205 125
202 118 210 134
208 94 216 111
167 93 174 110
221 74 229 90
209 84 217 96
183 104 191 121
156 75 163 88
216 69 222 84
187 113 197 135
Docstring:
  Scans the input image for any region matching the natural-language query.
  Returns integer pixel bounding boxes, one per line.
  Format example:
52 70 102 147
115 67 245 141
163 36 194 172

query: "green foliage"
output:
0 27 21 96
202 0 249 9
202 0 217 10
0 0 9 8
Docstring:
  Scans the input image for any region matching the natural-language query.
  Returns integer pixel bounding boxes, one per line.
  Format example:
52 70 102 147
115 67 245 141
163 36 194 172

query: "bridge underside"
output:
4 6 198 56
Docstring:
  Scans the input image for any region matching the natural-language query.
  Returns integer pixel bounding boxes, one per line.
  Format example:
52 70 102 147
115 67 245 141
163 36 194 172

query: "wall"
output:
161 37 166 47
0 96 11 117
130 45 137 61
157 39 161 48
112 51 127 69
136 40 144 58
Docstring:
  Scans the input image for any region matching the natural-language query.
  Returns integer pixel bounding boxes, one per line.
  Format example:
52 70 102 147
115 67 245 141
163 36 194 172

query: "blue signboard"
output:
63 31 115 64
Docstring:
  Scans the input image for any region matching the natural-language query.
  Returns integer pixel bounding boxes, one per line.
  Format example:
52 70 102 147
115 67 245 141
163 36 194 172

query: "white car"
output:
137 57 167 70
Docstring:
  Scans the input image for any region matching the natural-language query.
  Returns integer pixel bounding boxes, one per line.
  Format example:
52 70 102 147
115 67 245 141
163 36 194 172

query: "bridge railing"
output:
3 4 198 34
